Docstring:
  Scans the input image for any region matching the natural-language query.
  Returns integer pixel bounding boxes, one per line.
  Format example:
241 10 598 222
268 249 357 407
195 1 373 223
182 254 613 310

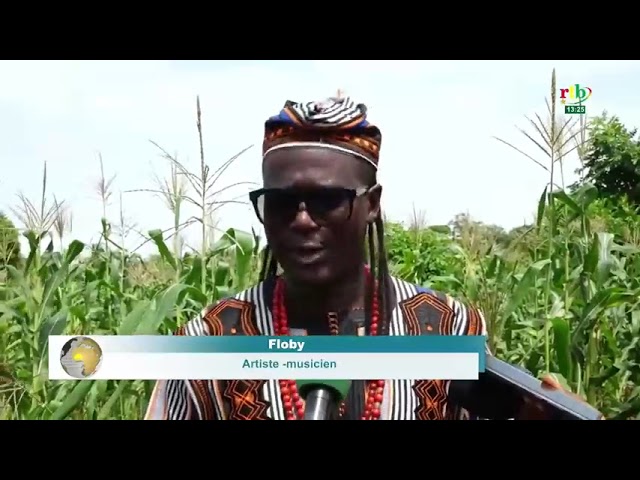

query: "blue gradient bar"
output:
50 335 487 370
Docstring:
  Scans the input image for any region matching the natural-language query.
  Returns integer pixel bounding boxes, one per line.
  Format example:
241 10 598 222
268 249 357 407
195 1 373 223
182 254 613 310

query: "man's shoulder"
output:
389 275 487 336
175 282 269 337
390 274 476 312
174 277 487 337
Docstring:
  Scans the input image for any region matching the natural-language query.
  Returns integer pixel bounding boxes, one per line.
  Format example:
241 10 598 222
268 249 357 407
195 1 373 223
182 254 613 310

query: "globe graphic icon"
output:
60 336 103 379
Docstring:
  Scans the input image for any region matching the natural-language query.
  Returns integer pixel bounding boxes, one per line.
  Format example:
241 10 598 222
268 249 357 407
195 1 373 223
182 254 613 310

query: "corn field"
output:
2 72 640 420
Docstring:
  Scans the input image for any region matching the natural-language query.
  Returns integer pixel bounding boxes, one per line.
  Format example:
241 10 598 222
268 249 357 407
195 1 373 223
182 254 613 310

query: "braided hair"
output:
259 200 392 336
260 94 391 334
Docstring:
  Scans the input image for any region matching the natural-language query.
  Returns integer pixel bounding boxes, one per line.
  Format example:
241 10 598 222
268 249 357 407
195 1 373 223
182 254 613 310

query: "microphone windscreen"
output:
295 379 352 402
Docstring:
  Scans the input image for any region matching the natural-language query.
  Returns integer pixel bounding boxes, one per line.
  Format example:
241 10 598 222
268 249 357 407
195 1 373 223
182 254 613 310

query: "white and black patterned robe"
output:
145 275 488 420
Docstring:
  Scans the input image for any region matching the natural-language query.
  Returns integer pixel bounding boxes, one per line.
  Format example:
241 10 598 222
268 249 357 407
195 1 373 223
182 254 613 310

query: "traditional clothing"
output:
144 275 488 420
262 95 382 169
145 95 489 420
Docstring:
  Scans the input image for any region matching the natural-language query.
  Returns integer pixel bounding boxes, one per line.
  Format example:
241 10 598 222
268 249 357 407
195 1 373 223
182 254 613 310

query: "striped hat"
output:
262 94 382 169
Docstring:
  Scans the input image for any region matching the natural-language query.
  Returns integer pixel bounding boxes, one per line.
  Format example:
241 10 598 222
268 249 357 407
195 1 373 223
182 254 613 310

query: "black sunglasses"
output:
249 186 372 225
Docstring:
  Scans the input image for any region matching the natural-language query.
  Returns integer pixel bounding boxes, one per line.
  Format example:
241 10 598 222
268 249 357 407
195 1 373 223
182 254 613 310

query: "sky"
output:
2 60 640 256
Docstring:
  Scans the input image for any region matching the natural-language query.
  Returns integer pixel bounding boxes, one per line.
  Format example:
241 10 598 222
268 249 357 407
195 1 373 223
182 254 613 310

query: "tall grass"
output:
1 83 640 420
0 98 258 420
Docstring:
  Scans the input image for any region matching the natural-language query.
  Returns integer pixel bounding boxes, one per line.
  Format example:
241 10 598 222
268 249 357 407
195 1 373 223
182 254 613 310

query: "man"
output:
145 95 598 420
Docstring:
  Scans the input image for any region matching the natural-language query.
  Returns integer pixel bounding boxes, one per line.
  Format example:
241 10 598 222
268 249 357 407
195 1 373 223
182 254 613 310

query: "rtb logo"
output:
559 84 593 105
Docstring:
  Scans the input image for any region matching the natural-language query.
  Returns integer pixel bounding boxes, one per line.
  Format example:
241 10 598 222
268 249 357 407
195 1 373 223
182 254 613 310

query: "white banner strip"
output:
49 352 479 380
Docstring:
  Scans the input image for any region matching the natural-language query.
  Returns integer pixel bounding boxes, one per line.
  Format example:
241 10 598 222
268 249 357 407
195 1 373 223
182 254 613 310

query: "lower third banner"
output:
48 335 487 381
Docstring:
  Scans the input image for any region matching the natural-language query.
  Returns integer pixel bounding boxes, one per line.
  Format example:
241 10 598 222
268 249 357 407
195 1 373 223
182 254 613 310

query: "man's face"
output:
257 146 381 286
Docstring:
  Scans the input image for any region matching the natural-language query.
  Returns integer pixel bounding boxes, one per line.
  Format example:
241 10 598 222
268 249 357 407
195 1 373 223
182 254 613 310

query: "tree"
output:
449 213 509 256
579 113 640 206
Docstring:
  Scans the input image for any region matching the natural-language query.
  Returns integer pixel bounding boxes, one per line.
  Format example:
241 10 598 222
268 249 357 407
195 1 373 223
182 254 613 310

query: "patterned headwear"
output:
262 95 382 170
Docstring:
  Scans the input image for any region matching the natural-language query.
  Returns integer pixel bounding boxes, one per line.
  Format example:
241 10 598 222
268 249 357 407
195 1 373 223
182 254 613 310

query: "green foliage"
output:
385 222 462 286
385 185 640 419
2 86 640 421
0 212 20 269
580 113 640 205
2 185 640 420
0 227 256 420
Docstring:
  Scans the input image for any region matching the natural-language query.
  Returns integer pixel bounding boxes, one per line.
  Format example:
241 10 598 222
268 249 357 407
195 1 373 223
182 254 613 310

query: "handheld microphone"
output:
448 355 603 420
295 379 352 420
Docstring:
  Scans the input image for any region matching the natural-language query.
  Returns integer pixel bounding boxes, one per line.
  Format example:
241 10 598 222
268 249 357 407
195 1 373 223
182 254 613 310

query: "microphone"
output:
295 379 352 420
448 355 603 420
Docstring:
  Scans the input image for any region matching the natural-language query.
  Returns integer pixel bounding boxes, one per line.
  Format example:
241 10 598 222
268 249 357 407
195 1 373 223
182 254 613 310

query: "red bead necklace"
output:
272 268 385 420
